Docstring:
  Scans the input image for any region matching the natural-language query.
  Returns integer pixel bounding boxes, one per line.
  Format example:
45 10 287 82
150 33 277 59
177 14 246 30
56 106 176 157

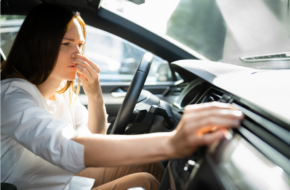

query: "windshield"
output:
102 0 290 69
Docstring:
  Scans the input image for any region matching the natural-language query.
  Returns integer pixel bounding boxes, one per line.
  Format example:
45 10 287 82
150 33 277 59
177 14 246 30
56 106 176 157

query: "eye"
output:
78 43 84 48
62 42 70 46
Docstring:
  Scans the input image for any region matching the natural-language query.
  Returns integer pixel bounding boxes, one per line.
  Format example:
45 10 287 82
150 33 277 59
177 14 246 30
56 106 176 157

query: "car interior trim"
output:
208 134 290 190
233 103 290 145
206 155 239 190
237 127 290 175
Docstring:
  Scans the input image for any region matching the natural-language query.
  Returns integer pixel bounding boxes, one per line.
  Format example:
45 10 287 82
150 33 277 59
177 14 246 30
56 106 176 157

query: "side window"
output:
1 15 25 58
84 25 172 83
0 16 172 83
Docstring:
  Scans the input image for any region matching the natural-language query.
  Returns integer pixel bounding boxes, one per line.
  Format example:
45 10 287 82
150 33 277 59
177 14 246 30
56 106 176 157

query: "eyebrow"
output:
63 38 75 41
63 38 85 42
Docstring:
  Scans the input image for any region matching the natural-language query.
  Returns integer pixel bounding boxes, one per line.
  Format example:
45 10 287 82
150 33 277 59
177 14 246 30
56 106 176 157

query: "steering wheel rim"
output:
110 53 154 134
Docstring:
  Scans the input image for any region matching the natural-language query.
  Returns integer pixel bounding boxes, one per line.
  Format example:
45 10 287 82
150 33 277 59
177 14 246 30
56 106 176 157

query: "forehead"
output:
64 18 85 41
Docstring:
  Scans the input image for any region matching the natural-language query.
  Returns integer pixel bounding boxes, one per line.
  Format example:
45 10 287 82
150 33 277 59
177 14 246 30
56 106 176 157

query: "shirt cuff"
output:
65 140 86 174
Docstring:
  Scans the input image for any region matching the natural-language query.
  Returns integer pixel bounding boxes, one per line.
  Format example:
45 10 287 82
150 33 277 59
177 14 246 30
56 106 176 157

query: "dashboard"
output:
153 60 290 190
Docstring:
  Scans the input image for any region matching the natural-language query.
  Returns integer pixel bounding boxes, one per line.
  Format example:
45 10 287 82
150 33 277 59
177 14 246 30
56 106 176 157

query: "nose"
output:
72 45 82 56
76 46 82 54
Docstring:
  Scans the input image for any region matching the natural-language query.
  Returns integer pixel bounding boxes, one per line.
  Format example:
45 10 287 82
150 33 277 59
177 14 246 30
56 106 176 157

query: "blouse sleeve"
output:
1 87 86 174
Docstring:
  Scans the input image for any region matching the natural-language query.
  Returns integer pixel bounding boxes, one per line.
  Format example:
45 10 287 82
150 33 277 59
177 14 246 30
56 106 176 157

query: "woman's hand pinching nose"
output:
71 53 102 97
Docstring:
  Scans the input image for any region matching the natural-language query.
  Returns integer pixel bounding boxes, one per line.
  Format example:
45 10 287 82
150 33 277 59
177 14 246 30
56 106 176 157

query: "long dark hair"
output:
1 3 85 96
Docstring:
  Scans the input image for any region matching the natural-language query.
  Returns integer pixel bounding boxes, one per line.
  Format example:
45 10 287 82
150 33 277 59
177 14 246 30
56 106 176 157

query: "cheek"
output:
55 49 71 68
59 48 70 60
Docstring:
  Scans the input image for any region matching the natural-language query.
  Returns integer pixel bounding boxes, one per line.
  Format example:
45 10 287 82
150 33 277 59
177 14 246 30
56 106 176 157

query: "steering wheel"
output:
110 53 154 134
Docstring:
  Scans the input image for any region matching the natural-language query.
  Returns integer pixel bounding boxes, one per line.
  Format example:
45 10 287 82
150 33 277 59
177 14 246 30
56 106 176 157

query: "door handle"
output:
111 92 127 98
111 88 127 98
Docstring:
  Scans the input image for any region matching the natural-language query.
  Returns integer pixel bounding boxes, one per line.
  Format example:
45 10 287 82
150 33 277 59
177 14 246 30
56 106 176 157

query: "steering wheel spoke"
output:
110 53 154 134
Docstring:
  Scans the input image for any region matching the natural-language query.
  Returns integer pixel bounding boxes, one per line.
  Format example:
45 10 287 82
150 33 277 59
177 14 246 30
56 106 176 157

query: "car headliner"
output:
1 0 101 14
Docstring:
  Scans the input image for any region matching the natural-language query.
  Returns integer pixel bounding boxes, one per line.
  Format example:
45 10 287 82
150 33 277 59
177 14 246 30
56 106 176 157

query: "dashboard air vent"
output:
202 88 224 103
240 52 290 63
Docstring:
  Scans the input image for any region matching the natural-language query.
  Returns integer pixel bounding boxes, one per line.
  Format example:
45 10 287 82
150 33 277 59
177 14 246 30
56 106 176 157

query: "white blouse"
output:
1 78 94 190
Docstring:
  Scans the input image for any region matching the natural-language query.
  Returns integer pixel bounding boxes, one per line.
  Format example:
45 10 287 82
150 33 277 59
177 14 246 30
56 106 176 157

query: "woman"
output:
1 3 243 190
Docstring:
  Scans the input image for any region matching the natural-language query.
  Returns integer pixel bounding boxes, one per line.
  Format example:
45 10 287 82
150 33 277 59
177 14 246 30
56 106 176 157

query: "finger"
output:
181 112 242 134
194 129 225 146
183 108 244 124
75 64 93 82
77 71 87 82
73 57 100 81
195 116 240 135
74 54 100 73
197 113 241 129
72 58 95 77
184 102 239 114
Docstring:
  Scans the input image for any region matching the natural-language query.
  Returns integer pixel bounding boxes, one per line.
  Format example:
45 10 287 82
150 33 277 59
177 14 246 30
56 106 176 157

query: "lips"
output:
68 64 76 68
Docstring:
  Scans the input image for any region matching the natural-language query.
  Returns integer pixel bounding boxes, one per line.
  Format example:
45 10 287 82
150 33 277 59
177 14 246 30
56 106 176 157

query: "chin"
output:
64 73 77 81
67 77 76 81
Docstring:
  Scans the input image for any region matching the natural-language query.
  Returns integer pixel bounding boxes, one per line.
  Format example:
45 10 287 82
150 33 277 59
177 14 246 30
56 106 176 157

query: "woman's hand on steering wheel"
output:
169 102 244 158
72 53 101 97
